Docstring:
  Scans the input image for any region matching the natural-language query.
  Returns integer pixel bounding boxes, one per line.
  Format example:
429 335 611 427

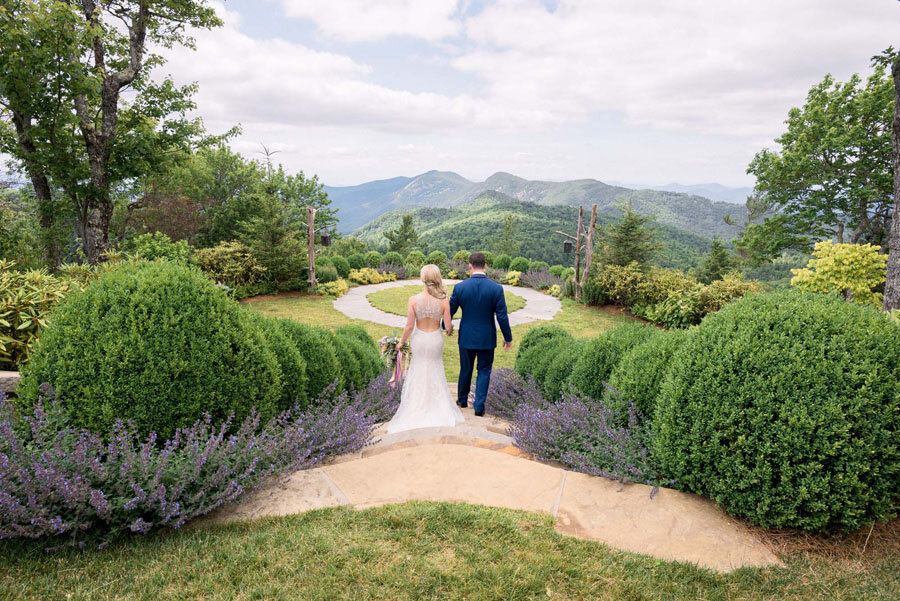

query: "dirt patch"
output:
750 517 900 563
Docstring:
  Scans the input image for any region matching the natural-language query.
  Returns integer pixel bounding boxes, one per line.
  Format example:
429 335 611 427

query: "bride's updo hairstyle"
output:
420 264 447 299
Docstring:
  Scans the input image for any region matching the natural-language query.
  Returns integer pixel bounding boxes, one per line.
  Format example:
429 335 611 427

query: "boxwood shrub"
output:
382 251 404 266
653 291 900 532
330 333 362 390
515 328 574 382
542 339 589 401
335 325 376 347
517 324 570 358
493 254 511 270
607 328 686 419
365 251 383 268
509 257 530 272
330 255 351 279
570 323 656 400
18 261 281 440
247 313 309 411
336 330 384 384
276 319 342 399
347 253 366 270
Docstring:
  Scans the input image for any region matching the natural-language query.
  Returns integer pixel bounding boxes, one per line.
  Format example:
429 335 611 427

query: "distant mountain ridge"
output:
325 170 746 240
607 181 753 204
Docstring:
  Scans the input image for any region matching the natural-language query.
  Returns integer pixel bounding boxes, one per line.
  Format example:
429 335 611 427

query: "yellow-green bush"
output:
0 261 73 369
548 284 562 297
504 270 522 286
348 268 396 285
791 241 887 307
316 278 349 297
193 241 266 294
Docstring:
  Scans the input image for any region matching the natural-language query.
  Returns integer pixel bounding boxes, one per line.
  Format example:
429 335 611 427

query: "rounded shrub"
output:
509 257 530 272
517 324 571 358
542 339 589 401
529 336 574 392
18 261 281 440
405 250 426 272
276 319 342 399
364 251 383 268
654 291 900 532
570 323 656 400
383 251 404 266
453 250 471 263
548 265 565 277
515 327 573 381
482 251 494 266
347 253 366 270
330 255 351 279
607 329 685 419
316 263 339 284
426 251 447 269
247 313 309 411
337 332 383 384
493 254 512 270
529 260 549 270
330 333 362 391
335 324 376 348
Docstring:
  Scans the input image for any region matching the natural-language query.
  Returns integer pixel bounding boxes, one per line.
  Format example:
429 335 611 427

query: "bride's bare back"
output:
410 291 451 333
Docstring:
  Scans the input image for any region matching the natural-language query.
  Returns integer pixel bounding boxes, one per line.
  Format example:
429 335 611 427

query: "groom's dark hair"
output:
469 251 486 268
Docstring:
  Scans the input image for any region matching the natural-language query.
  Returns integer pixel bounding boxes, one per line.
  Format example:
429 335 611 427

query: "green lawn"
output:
244 293 628 381
2 502 897 601
367 284 527 317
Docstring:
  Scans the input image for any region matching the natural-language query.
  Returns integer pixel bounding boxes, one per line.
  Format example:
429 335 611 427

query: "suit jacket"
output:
449 274 513 350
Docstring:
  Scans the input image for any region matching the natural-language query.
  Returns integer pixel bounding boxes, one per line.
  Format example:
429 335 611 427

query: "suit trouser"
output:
458 347 495 413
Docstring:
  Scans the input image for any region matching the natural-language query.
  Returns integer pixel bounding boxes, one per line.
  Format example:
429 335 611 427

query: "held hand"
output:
503 340 513 351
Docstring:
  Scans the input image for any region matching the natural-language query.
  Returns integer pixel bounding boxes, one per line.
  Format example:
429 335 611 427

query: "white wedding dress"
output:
385 293 464 434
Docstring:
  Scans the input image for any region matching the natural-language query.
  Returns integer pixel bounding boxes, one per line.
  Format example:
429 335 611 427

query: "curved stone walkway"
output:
333 279 562 329
207 392 780 573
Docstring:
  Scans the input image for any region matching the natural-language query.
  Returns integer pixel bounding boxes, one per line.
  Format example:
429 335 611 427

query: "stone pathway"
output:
333 279 562 329
207 389 780 573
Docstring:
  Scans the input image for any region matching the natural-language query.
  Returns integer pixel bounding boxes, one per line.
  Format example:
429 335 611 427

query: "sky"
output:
158 0 900 187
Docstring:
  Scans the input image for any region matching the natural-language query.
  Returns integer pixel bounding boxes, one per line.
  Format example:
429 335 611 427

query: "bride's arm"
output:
442 298 453 336
399 297 416 347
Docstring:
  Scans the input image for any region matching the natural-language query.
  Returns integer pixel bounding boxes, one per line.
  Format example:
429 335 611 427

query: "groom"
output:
449 251 513 417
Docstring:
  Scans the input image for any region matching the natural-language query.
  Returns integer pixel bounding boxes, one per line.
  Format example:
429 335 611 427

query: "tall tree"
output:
384 214 422 256
695 237 739 284
597 202 661 267
0 1 221 264
492 212 521 257
741 60 894 263
883 51 900 312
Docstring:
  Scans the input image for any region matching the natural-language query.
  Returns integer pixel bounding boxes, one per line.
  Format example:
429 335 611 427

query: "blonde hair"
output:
420 264 447 299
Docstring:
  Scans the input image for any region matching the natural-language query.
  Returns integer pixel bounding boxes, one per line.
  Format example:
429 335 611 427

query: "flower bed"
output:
0 374 400 546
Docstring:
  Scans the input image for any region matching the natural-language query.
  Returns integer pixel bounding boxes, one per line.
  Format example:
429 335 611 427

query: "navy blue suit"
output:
449 273 513 413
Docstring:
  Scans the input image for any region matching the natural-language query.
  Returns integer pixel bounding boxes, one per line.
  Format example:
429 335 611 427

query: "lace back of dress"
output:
414 294 443 321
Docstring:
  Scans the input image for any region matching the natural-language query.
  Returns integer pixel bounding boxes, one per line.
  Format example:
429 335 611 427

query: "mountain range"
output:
324 171 748 240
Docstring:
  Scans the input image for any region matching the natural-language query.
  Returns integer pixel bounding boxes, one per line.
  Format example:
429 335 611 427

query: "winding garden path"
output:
332 279 562 328
209 396 780 573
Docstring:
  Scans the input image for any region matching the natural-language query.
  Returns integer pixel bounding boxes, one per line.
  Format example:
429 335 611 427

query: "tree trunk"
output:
580 204 598 290
573 205 584 301
883 56 900 311
81 197 113 264
307 205 317 288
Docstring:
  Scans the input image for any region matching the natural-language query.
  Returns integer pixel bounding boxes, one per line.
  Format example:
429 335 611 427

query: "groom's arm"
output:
449 285 460 318
494 288 512 345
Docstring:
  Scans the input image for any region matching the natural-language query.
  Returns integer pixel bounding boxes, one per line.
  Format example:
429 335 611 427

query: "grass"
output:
2 502 897 601
366 284 527 317
243 293 629 381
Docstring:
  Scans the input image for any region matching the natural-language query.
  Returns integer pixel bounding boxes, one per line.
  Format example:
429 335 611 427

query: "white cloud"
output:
279 0 463 41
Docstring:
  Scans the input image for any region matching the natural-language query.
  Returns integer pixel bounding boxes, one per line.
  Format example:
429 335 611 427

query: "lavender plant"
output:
376 262 408 280
520 267 564 291
484 368 547 420
485 267 508 284
0 375 399 545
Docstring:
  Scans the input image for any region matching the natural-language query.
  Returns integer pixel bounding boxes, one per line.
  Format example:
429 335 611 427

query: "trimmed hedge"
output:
276 319 342 399
330 255 351 278
382 251 404 265
18 261 281 440
336 330 383 384
330 333 362 390
542 339 589 401
247 313 309 411
347 253 366 270
335 325 376 347
654 291 900 532
493 254 511 270
517 325 571 358
570 323 656 400
515 328 574 382
365 251 383 268
509 257 530 272
607 329 685 419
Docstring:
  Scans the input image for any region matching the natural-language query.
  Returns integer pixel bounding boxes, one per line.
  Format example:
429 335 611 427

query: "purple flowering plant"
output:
485 369 669 492
520 268 564 291
0 375 400 546
376 262 408 280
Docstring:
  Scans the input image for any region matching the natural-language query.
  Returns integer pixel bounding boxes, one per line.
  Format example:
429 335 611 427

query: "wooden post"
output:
573 205 584 301
307 205 317 289
580 204 597 290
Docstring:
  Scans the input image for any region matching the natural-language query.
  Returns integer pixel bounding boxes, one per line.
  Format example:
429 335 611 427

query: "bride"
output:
385 264 464 434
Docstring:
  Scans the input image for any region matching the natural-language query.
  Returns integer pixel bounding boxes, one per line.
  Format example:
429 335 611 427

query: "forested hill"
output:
353 193 713 269
326 170 746 240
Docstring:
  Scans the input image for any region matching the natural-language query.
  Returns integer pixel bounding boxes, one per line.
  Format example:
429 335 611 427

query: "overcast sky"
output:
160 0 900 187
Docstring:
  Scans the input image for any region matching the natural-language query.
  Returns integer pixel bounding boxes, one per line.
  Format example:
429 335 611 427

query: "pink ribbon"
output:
389 350 404 388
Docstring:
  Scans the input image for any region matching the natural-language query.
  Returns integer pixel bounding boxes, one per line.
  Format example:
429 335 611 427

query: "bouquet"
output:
379 333 411 388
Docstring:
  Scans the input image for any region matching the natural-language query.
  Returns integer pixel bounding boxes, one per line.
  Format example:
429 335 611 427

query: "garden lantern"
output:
564 240 573 254
320 232 331 247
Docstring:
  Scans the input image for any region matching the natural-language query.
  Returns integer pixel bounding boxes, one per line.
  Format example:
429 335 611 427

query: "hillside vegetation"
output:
354 193 712 268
